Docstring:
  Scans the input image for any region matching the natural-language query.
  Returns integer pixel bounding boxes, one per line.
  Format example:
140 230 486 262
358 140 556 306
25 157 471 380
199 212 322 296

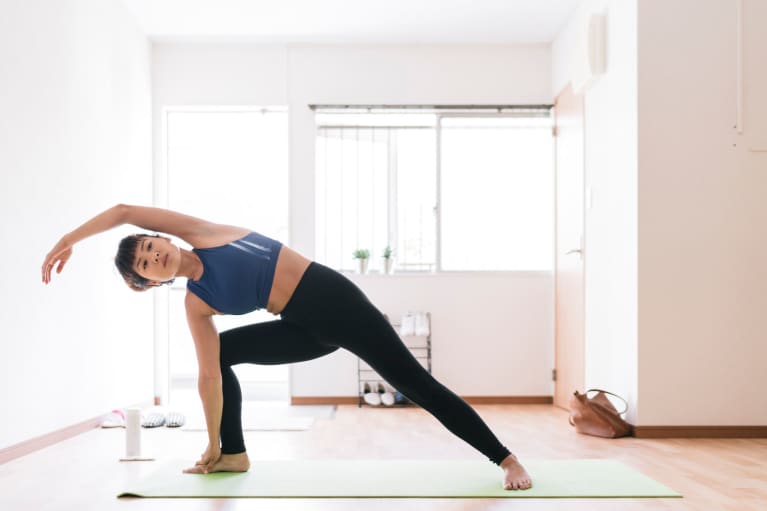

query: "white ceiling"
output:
120 0 582 44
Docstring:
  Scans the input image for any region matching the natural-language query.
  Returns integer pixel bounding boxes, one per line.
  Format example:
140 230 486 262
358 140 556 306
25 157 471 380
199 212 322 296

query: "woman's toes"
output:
504 479 534 490
505 476 536 490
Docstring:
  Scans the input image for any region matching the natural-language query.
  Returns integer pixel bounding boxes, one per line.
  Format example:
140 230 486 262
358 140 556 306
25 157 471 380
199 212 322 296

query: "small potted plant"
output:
352 249 370 274
382 245 394 275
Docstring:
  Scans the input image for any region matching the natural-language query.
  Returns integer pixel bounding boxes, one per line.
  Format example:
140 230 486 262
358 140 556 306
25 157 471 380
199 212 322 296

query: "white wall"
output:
553 0 767 426
637 0 767 425
0 0 153 449
309 271 554 398
552 1 639 423
152 43 555 399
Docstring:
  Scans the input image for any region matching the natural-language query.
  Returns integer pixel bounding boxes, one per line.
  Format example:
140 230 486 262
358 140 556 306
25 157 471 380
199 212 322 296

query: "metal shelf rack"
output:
357 312 432 408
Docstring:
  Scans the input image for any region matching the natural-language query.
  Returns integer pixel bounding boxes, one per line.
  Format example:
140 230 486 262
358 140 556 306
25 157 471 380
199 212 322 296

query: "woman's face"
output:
133 236 180 286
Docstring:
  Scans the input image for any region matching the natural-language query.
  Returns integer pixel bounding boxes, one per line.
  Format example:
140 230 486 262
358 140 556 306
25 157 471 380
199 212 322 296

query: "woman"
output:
41 204 533 490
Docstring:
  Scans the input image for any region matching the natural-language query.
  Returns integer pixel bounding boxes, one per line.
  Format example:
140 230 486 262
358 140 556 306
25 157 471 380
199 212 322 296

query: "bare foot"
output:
183 452 251 474
500 453 533 490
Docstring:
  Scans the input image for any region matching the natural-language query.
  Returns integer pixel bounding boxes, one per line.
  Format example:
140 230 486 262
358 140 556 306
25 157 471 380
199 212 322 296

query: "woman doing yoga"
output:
41 204 532 490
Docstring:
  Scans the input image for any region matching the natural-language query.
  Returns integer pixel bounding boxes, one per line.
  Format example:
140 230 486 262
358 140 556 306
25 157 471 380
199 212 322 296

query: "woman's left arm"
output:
186 293 224 472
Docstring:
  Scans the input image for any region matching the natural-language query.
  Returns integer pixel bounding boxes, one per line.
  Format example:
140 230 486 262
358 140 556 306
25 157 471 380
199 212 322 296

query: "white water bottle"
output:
120 408 154 461
125 408 141 457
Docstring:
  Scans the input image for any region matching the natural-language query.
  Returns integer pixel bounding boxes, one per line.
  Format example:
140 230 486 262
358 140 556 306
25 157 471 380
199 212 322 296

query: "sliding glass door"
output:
163 107 289 404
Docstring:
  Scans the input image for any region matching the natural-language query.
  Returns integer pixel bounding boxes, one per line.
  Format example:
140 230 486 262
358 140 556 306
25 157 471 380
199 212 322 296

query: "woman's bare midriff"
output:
266 245 312 315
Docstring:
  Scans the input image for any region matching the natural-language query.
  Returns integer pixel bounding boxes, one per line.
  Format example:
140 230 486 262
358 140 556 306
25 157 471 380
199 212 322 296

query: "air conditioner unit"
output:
572 13 606 93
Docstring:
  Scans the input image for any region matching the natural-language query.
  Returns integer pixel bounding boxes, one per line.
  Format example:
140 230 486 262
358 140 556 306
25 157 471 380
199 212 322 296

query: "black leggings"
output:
218 261 512 466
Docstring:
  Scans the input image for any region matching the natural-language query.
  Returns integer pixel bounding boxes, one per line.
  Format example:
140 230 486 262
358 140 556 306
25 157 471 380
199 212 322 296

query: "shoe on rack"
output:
363 391 382 406
393 391 410 405
377 382 395 406
363 382 372 394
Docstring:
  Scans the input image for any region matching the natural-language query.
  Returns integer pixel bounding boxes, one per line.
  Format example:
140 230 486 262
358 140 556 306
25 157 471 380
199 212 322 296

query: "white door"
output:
554 84 585 410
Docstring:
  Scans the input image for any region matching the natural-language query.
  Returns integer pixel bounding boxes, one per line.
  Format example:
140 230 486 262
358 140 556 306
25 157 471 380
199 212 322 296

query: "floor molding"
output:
292 396 359 405
0 415 105 465
633 425 767 438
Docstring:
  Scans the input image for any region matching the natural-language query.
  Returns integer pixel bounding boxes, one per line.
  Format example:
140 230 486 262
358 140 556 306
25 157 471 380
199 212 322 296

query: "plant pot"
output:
356 258 369 274
383 257 394 275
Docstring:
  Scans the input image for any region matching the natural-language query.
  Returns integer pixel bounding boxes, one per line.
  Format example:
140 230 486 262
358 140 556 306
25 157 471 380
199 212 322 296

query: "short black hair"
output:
114 233 175 292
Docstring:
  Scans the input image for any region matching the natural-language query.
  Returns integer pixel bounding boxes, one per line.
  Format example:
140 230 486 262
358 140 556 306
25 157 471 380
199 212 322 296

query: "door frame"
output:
553 83 586 410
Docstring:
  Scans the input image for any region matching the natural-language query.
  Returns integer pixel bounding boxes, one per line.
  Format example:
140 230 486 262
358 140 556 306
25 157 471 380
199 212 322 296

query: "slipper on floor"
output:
165 412 186 428
141 412 166 428
100 409 126 428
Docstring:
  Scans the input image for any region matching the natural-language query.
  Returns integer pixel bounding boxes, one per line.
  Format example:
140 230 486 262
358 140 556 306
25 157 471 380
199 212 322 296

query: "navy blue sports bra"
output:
186 231 283 315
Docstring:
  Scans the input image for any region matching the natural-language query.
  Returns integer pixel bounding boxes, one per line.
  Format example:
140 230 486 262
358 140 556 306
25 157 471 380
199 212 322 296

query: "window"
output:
440 116 554 271
314 107 553 272
315 115 437 273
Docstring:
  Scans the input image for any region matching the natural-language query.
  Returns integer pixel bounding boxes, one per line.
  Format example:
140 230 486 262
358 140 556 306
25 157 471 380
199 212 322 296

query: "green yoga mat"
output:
118 458 682 498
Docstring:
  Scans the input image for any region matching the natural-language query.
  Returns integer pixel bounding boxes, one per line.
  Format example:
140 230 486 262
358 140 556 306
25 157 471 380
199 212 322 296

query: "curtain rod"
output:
308 104 553 111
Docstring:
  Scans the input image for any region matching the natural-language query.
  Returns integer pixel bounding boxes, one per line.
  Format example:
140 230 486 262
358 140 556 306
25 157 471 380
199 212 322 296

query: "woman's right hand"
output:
42 236 73 284
183 442 222 474
195 442 222 468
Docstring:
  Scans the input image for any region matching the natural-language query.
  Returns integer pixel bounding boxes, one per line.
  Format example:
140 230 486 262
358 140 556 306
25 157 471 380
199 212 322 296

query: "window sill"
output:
339 269 552 277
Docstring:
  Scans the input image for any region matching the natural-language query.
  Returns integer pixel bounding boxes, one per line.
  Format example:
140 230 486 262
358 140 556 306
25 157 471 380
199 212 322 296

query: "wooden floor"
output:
0 403 765 510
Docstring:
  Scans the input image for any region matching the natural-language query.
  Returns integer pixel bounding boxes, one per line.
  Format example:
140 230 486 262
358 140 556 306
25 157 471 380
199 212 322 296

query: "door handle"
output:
565 249 582 256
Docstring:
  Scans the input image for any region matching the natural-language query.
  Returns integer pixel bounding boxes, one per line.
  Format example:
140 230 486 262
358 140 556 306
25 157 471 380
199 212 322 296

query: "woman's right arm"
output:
59 203 228 245
41 204 127 284
41 204 237 284
66 204 128 244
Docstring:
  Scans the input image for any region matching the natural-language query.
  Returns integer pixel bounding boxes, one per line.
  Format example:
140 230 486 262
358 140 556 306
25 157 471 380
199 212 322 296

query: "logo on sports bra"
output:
229 239 272 259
